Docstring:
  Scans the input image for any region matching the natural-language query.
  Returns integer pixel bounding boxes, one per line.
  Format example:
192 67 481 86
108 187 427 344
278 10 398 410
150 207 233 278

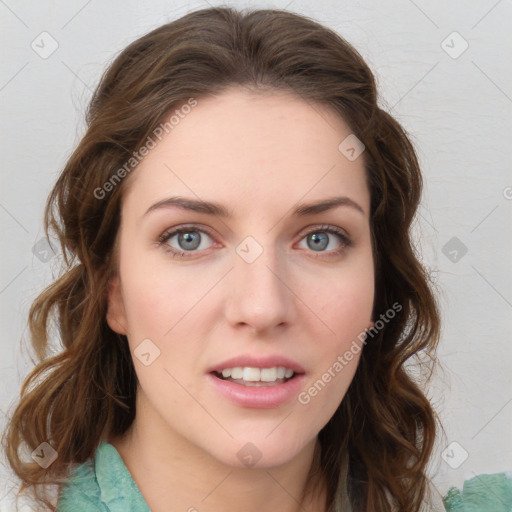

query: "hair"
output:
1 6 441 512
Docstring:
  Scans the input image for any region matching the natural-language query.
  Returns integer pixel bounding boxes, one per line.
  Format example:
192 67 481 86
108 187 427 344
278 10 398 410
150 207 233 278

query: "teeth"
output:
218 366 296 382
243 367 261 381
231 367 243 379
260 368 276 382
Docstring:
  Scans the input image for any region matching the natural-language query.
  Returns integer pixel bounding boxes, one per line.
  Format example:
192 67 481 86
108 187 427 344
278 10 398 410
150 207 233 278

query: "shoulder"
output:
56 457 105 511
56 440 151 512
443 472 512 511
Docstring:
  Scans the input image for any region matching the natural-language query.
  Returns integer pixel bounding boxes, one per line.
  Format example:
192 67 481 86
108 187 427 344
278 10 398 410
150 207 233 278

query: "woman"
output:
2 6 503 512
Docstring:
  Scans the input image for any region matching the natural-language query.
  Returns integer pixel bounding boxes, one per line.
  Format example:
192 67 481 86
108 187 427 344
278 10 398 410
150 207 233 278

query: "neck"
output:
108 390 327 512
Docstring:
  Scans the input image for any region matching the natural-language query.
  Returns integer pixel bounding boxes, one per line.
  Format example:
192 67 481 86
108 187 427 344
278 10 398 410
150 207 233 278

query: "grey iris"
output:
179 231 201 250
308 232 328 251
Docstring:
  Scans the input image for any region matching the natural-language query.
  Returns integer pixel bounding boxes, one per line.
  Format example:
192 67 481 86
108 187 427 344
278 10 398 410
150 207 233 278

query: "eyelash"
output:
157 224 353 259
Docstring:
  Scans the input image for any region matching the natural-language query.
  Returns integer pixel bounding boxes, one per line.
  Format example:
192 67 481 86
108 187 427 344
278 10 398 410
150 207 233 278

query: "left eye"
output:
297 226 351 253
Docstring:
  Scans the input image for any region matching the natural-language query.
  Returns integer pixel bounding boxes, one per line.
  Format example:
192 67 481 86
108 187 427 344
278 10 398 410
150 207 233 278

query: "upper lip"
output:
207 354 306 374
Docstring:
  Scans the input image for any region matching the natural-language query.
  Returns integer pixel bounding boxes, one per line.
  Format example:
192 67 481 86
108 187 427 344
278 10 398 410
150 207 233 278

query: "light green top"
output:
56 440 512 511
442 472 512 511
56 441 150 511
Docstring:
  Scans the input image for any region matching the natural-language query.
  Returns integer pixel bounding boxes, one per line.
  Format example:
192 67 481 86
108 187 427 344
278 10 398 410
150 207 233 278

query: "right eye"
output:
158 225 216 258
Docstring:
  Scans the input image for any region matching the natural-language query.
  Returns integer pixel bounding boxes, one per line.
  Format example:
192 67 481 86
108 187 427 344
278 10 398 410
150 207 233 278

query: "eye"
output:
297 225 352 257
158 225 215 257
157 224 352 259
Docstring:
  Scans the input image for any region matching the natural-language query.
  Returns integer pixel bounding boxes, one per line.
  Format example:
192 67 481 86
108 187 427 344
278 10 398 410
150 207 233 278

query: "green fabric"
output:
56 440 151 511
57 441 511 511
443 472 512 512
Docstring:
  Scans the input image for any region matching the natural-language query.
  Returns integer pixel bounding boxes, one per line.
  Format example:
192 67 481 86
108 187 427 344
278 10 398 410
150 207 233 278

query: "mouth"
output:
211 366 300 387
207 367 306 408
206 355 306 407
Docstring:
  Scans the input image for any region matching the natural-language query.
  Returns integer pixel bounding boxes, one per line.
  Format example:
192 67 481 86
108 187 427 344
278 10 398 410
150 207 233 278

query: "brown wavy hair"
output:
1 6 440 511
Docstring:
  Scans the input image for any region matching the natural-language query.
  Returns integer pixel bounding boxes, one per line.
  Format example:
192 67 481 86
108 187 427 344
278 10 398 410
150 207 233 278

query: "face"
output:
106 87 375 469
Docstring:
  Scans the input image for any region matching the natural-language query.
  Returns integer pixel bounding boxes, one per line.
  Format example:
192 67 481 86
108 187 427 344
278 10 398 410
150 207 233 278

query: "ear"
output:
106 275 128 335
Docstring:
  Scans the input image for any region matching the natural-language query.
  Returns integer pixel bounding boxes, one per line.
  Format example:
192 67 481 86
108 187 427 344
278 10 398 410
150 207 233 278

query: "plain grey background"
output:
1 0 511 509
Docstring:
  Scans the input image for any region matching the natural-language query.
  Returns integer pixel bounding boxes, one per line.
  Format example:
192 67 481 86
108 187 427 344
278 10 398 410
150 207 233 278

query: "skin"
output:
106 86 375 512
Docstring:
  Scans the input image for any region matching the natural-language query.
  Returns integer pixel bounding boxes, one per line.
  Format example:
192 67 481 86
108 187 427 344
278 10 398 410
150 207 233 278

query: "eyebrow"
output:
144 195 365 218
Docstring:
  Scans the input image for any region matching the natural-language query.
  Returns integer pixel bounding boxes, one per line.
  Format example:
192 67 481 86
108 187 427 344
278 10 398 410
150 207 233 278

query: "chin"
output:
206 435 313 470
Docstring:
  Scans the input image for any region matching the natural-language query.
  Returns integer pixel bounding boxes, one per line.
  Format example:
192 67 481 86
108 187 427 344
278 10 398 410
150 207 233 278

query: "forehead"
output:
122 87 369 215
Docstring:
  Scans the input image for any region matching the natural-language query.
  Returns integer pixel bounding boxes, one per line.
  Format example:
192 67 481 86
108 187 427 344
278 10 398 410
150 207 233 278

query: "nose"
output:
224 243 296 334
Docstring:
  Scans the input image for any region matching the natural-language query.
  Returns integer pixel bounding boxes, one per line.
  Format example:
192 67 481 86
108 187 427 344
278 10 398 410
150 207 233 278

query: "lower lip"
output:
207 372 306 409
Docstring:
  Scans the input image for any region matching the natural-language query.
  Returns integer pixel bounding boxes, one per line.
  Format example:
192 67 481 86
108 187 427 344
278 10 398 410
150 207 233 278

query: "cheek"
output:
316 261 374 339
300 278 371 415
304 251 374 390
118 247 202 339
